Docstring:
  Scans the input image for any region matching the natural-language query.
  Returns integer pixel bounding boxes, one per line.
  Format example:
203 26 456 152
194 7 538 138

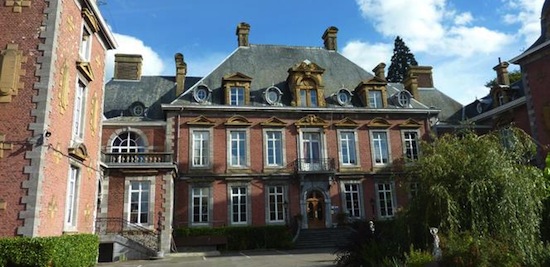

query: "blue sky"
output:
99 0 545 105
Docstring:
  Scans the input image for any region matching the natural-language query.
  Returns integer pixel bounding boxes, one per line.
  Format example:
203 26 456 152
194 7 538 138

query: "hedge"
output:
0 234 99 267
174 225 293 250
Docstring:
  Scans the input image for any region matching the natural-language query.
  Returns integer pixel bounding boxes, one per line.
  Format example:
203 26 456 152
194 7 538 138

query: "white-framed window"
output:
192 130 210 167
128 181 150 225
343 183 361 218
79 25 92 62
299 130 326 171
72 80 87 141
265 130 283 167
64 165 80 229
228 130 248 167
191 187 210 225
338 130 358 166
230 87 245 106
267 185 286 223
111 131 145 152
371 131 390 166
230 185 248 225
376 182 395 219
300 89 318 107
368 91 383 108
402 131 419 161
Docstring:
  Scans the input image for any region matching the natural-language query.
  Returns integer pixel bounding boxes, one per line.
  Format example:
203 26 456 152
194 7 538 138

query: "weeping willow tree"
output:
406 128 548 265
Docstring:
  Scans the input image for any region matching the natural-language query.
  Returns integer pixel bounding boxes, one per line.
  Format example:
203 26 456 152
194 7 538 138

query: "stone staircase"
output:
294 227 354 249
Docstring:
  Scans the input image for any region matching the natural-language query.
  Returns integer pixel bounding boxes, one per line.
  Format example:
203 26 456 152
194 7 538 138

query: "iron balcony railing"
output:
295 158 335 173
95 217 159 252
101 152 174 168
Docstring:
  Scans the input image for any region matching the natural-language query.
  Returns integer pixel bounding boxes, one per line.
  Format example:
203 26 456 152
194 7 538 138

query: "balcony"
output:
101 152 175 169
295 158 335 173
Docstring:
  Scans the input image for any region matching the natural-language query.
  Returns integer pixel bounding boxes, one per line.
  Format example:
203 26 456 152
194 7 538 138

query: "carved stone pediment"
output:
187 115 216 126
68 143 88 162
334 117 359 128
225 115 252 126
260 117 287 127
82 8 100 32
223 72 252 82
399 118 422 128
367 117 391 128
295 114 328 128
76 61 94 82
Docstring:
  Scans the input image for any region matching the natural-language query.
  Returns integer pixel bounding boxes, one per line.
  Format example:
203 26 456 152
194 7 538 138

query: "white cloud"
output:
104 33 167 80
502 0 545 46
347 0 540 105
341 41 393 72
454 12 473 26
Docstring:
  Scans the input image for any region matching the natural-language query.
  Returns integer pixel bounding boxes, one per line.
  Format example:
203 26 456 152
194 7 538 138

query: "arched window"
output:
111 131 145 153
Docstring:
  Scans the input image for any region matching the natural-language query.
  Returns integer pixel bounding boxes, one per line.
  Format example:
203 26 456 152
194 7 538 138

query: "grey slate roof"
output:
103 44 463 123
104 76 201 120
173 45 437 111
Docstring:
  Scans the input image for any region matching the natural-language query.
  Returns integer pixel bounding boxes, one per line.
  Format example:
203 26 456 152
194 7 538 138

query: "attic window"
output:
264 86 282 106
336 88 352 106
476 102 483 114
193 85 210 103
397 91 411 107
130 102 146 116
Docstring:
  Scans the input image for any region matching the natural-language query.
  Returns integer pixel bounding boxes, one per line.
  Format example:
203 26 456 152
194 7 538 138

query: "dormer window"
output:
231 87 245 106
222 72 252 106
336 88 353 106
300 79 318 107
498 92 505 106
287 60 326 107
355 77 388 109
264 86 282 106
193 85 211 103
368 91 383 108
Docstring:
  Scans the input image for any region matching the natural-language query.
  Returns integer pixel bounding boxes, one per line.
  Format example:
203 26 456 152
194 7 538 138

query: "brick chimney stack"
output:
322 26 338 51
236 22 250 47
114 54 142 80
175 53 187 96
372 63 386 80
493 59 510 86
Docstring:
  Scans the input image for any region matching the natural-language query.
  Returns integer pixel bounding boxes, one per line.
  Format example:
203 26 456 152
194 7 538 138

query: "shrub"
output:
0 234 99 267
405 245 433 267
173 225 292 250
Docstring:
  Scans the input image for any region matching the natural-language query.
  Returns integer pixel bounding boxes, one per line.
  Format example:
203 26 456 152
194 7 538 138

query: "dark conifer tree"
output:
387 36 418 83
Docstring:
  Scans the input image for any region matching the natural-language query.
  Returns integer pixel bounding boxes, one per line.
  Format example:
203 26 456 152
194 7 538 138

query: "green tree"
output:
484 69 522 88
387 36 418 83
405 128 548 265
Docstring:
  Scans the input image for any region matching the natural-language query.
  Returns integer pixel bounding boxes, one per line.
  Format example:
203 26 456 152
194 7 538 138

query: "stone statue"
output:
430 227 442 260
369 220 375 234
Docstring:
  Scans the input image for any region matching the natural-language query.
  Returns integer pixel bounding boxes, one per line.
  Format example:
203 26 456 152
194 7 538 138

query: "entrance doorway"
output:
306 190 325 229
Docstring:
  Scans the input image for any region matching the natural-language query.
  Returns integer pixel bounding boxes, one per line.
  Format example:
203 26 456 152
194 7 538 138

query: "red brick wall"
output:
0 0 110 236
173 113 429 227
523 54 550 152
0 0 47 237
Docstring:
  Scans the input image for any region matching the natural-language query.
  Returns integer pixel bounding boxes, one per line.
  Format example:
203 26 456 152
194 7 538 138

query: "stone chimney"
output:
175 53 187 96
372 63 386 80
403 72 419 100
322 26 338 51
408 66 433 88
236 22 250 47
114 54 142 80
493 59 510 86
